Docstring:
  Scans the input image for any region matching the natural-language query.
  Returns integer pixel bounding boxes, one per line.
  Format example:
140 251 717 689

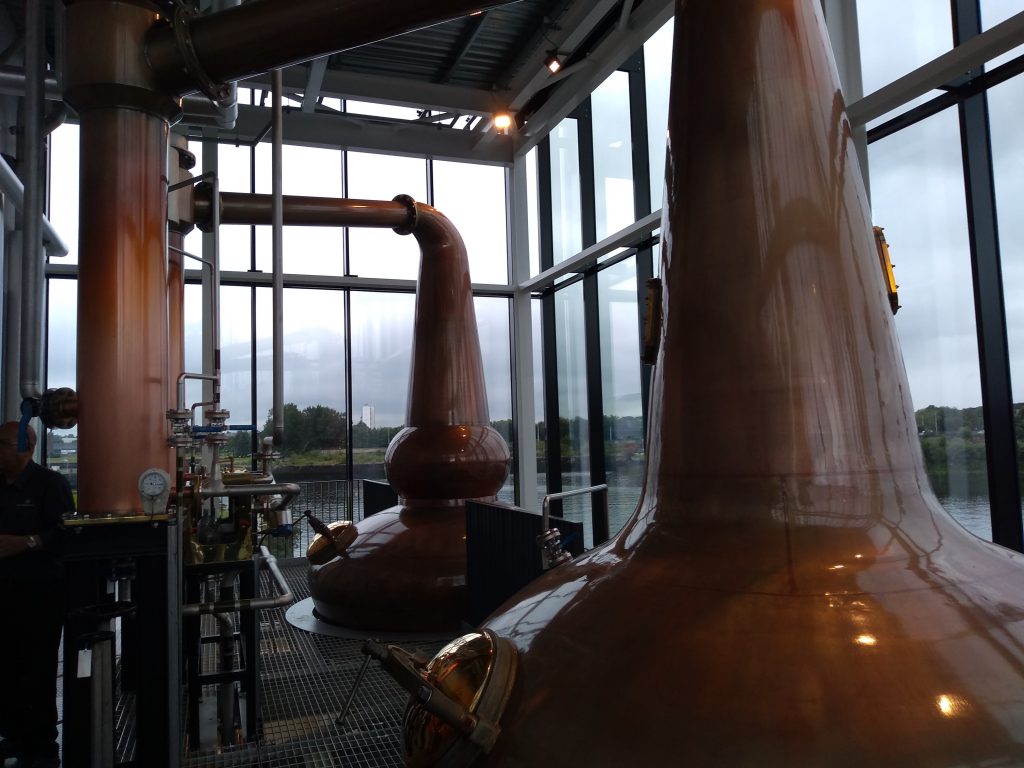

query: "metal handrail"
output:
541 483 609 542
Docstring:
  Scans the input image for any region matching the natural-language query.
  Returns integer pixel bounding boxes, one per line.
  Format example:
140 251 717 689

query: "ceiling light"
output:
494 112 512 133
545 50 562 74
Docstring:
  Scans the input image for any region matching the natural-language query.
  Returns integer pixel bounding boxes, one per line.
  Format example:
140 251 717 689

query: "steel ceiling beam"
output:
514 0 673 153
243 67 502 115
436 12 489 84
186 103 514 164
301 57 329 112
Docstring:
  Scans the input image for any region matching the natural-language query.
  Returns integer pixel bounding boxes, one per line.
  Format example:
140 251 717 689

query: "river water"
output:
533 473 997 548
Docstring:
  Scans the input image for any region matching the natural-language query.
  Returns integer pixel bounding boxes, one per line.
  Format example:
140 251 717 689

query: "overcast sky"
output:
43 1 1024 434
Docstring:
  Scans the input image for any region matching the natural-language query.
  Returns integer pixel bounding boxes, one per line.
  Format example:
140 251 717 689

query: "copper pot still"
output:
404 0 1024 765
308 201 510 632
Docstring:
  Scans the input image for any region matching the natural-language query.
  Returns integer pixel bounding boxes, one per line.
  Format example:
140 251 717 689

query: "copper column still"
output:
64 0 178 516
303 198 511 632
462 0 1024 765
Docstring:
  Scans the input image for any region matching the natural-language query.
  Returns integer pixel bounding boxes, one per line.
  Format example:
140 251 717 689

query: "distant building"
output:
361 404 375 429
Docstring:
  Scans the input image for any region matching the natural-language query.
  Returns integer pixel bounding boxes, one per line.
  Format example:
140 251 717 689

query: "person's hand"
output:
0 534 29 559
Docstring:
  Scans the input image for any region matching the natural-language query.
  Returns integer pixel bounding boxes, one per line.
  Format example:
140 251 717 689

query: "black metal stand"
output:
183 558 261 751
63 518 172 768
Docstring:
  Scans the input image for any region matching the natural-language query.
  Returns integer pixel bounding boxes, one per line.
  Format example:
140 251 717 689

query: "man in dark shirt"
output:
0 421 74 768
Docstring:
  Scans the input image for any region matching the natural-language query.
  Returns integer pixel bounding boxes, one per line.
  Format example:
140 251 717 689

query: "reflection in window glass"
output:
347 152 427 279
645 19 673 213
183 282 205 423
219 286 254 461
254 144 344 276
598 259 643 537
46 279 76 391
256 288 346 469
592 71 635 240
49 124 79 264
856 0 951 124
869 108 989 537
350 291 415 480
533 299 545 509
988 76 1024 504
45 279 76 476
219 143 252 194
554 281 591 545
550 119 582 265
474 297 513 501
525 148 541 277
433 161 508 284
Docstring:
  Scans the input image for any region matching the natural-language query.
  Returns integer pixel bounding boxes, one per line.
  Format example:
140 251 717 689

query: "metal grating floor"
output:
184 561 451 768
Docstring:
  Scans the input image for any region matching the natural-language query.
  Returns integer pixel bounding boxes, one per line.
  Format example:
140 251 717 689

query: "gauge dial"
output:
138 468 171 500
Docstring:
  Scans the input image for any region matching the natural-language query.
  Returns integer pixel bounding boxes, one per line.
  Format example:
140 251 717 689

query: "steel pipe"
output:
145 0 522 97
271 69 283 447
0 155 69 256
19 0 45 403
181 546 293 616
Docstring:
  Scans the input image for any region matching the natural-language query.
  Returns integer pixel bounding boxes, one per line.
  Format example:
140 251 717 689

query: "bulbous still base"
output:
308 504 469 633
479 477 1024 767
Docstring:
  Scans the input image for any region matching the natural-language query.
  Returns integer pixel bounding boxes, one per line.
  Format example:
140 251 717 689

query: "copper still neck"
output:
469 1 1024 765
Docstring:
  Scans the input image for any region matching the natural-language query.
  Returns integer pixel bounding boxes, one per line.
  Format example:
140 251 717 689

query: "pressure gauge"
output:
138 468 171 515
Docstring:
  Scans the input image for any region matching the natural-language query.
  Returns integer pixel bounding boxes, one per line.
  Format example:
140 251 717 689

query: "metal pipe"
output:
0 65 61 99
146 0 522 97
177 372 219 414
271 69 284 447
193 190 414 230
210 172 222 409
0 64 236 128
198 481 300 504
540 483 608 534
181 546 293 616
19 0 44 403
0 155 69 257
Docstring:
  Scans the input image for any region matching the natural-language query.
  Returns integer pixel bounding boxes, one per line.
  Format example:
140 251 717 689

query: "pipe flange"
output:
204 408 231 424
392 194 419 236
171 2 233 107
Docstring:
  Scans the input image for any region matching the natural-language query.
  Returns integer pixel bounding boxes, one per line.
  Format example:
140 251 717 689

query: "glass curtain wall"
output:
44 120 512 520
855 0 1024 545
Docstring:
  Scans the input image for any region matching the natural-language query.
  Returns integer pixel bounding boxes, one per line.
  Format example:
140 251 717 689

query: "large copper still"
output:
398 0 1024 765
306 198 511 632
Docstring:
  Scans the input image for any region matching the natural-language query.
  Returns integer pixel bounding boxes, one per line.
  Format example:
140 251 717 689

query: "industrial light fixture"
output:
545 50 563 74
493 112 512 134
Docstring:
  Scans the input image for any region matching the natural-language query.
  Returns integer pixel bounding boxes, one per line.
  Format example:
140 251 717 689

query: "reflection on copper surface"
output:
309 202 510 631
470 0 1024 764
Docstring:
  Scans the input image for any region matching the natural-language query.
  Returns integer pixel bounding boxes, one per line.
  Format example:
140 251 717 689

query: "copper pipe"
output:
193 190 414 230
472 0 1024 765
309 198 510 632
146 0 521 97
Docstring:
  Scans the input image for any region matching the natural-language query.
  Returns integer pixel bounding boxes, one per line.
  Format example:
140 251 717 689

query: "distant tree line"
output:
222 402 1024 500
